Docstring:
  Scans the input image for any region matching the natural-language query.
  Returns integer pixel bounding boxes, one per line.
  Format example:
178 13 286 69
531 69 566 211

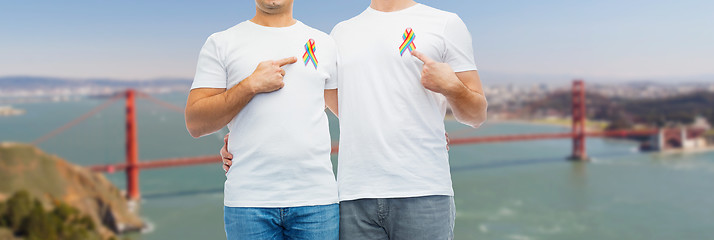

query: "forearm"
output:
410 51 486 127
445 85 488 128
186 57 295 138
185 82 256 138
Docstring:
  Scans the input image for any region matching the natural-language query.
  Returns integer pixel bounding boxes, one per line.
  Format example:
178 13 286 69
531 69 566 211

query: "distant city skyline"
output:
1 0 713 83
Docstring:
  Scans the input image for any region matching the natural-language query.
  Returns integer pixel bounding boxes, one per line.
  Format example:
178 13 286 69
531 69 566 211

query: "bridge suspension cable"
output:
32 93 123 145
136 91 185 113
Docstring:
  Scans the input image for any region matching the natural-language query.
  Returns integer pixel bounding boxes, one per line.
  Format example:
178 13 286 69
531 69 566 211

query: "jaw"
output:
256 0 291 15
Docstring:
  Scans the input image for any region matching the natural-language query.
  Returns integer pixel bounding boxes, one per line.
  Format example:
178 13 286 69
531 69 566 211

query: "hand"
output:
411 51 464 96
220 133 233 175
244 57 297 94
446 132 451 151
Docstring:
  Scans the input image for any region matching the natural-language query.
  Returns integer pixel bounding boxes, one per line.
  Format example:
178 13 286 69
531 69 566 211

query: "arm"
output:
324 89 338 117
448 70 487 127
412 51 487 128
185 57 297 138
185 85 252 138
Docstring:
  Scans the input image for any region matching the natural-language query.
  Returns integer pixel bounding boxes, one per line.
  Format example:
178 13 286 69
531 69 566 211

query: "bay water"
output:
1 93 712 240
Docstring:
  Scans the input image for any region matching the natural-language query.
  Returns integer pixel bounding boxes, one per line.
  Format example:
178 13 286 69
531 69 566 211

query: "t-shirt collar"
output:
365 3 421 15
245 19 303 31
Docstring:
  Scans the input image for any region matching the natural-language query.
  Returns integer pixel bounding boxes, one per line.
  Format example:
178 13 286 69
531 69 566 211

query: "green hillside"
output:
0 143 143 239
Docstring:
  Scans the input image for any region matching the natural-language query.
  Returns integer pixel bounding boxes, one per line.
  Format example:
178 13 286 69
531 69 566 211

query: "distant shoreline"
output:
0 105 25 117
473 117 608 131
658 146 714 155
486 119 570 128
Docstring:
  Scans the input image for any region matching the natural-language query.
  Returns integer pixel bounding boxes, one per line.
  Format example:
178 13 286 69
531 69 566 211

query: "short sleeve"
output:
443 14 478 72
324 37 339 90
191 35 227 90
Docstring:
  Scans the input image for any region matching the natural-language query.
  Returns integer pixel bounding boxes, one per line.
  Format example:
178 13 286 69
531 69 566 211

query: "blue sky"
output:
1 0 713 84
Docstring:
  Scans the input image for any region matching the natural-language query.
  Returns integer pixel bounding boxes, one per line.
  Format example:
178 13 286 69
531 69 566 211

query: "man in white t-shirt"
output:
222 0 486 239
185 0 340 239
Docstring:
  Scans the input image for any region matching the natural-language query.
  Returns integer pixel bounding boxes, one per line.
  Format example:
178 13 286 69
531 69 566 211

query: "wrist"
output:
240 76 259 95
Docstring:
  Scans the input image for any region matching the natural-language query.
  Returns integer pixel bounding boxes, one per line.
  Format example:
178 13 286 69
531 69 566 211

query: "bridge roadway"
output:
87 129 660 173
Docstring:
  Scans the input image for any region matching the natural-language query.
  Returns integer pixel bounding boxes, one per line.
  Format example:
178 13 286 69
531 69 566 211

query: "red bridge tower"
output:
125 89 140 200
570 80 588 161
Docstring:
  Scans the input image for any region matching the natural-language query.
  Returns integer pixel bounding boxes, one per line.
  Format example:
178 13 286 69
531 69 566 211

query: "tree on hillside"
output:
4 190 33 233
0 190 101 240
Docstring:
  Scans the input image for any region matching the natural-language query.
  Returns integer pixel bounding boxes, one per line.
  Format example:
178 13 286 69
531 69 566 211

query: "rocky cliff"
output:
0 142 143 239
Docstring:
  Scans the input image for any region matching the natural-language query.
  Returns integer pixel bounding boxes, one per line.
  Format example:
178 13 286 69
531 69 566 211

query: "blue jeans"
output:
339 195 455 240
224 204 339 240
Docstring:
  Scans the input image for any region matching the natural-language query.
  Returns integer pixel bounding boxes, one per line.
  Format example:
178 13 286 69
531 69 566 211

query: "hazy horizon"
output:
1 72 712 87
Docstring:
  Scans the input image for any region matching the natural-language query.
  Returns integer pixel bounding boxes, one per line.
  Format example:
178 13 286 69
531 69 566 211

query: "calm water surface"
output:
1 93 712 240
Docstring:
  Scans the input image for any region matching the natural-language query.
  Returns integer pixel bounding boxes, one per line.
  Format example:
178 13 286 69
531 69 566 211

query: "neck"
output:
370 0 417 12
251 6 295 27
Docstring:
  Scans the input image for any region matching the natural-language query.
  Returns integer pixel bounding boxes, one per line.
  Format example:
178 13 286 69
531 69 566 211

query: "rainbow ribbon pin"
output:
399 27 416 56
303 39 318 69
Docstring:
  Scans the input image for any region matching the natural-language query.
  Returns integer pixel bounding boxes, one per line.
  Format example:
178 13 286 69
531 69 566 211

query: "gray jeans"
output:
339 195 455 240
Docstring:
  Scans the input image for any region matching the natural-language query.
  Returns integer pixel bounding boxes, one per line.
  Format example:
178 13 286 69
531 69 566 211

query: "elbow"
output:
186 123 203 139
185 109 225 138
185 115 205 138
456 94 488 128
188 130 202 139
463 113 487 128
186 118 221 138
470 112 488 128
471 100 489 128
461 104 488 128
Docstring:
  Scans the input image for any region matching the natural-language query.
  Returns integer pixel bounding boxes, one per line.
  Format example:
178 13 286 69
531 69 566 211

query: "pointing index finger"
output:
275 57 297 67
411 50 433 64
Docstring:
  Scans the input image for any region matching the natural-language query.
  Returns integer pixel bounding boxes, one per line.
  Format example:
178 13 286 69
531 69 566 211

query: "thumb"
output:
411 50 433 64
275 57 298 67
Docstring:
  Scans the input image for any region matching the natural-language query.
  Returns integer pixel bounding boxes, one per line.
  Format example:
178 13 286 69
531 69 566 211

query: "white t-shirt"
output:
191 20 339 207
330 4 477 201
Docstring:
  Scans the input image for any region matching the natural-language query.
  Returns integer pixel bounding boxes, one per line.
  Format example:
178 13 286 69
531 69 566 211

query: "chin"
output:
258 0 290 10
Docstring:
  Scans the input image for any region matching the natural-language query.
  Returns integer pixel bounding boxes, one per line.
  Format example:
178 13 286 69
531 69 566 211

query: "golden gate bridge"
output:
29 80 673 201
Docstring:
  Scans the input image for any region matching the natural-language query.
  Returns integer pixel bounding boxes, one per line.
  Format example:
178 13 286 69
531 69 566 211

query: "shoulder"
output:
417 4 460 19
330 9 369 36
416 4 464 28
205 21 250 45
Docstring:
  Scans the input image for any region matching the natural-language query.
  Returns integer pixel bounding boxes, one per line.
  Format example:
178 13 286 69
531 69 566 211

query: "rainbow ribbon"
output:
399 27 416 56
303 39 318 69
